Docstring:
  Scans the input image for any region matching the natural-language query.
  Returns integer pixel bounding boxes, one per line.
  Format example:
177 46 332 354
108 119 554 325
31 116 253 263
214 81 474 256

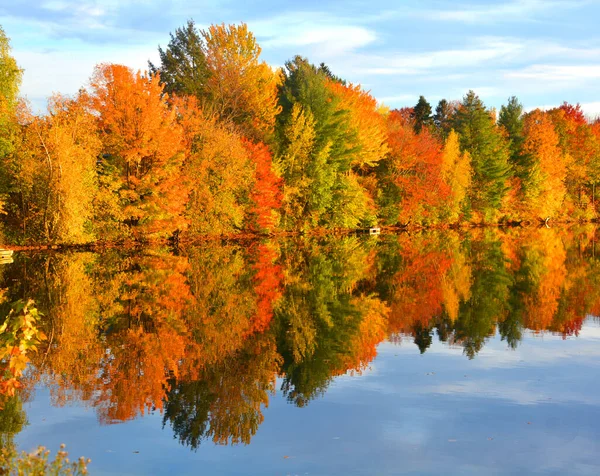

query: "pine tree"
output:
433 99 453 138
148 20 209 98
499 96 526 175
412 95 432 133
452 90 511 220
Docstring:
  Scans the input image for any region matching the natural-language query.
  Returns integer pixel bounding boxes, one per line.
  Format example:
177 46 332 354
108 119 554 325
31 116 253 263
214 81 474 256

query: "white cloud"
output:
425 0 590 24
15 44 158 110
506 64 600 81
252 13 376 55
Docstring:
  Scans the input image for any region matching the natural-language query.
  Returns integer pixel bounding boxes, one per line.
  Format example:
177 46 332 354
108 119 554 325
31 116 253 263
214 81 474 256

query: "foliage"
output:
149 19 209 99
452 91 511 221
0 299 45 404
412 95 433 133
378 110 449 225
0 444 90 476
89 64 187 238
0 25 599 244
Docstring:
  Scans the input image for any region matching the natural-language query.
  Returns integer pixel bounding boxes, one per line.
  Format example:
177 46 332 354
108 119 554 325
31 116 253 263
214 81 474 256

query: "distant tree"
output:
433 99 453 138
411 95 432 133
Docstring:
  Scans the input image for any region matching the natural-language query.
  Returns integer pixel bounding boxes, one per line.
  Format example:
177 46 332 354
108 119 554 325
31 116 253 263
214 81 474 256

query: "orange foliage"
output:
326 81 389 168
89 64 187 236
387 236 452 334
249 243 283 334
243 141 282 232
386 110 450 221
522 109 567 218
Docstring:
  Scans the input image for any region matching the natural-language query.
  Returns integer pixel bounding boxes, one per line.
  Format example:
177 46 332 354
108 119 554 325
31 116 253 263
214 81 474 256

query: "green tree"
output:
275 56 369 229
452 90 511 220
498 96 526 174
433 99 453 138
0 27 23 217
412 95 432 133
148 20 209 98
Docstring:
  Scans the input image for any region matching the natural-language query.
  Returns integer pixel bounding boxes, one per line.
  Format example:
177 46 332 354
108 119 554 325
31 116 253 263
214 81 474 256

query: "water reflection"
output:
1 227 599 450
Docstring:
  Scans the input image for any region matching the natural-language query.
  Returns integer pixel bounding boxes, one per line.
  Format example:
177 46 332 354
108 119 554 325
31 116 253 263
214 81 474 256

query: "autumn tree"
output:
243 140 282 232
0 27 22 219
548 103 599 218
89 64 187 239
0 27 21 160
521 109 567 219
276 57 374 229
440 130 472 222
202 23 282 140
378 110 449 225
6 95 100 243
175 96 254 236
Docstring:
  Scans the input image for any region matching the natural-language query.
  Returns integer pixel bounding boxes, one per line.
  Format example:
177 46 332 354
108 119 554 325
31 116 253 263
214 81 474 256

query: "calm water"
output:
1 227 600 475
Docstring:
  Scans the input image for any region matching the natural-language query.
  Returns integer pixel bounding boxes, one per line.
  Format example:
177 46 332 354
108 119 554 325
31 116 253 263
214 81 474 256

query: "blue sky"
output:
2 0 600 115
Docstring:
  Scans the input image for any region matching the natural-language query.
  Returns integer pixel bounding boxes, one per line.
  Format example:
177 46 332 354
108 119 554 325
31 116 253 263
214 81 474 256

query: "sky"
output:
2 0 600 116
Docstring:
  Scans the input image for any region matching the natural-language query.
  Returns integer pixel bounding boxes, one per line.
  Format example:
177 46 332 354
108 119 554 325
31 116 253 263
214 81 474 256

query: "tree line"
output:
1 22 599 244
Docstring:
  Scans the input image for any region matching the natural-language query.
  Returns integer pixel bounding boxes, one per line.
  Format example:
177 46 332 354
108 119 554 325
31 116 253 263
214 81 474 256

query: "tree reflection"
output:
1 226 599 448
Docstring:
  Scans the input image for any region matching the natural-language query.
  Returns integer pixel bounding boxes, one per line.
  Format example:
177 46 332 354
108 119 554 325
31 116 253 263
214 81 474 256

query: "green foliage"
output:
452 90 511 220
0 27 22 159
412 95 433 133
149 19 209 98
276 56 372 230
433 99 453 139
0 444 90 476
498 96 527 175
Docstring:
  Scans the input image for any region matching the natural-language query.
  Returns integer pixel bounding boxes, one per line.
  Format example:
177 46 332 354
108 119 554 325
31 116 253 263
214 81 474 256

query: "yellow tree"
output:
326 81 388 168
174 96 255 236
11 95 100 243
522 109 567 220
275 103 317 230
202 23 282 140
440 130 472 222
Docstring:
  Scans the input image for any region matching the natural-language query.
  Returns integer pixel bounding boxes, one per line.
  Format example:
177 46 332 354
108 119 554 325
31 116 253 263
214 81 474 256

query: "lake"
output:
1 227 600 475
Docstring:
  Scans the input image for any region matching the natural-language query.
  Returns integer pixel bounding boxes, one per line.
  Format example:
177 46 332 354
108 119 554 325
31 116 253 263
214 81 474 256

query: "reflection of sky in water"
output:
17 320 600 475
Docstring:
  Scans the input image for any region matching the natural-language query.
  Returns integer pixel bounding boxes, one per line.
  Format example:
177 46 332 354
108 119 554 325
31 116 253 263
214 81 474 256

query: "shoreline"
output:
2 218 597 252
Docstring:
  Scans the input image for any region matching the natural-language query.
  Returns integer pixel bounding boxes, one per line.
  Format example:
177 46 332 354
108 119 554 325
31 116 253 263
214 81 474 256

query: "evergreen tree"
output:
276 56 369 229
452 90 511 219
149 20 209 98
433 99 453 138
412 95 432 133
499 96 526 173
